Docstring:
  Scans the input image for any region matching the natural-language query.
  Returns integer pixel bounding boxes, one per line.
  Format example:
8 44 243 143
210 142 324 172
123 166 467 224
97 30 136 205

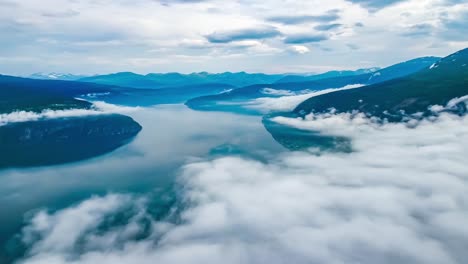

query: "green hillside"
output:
294 48 468 121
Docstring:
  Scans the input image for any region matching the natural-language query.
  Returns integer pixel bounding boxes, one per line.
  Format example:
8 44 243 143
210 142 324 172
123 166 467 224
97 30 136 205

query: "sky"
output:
1 0 468 75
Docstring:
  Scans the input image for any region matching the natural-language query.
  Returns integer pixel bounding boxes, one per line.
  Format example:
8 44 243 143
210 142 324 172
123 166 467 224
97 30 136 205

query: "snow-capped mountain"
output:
28 72 87 81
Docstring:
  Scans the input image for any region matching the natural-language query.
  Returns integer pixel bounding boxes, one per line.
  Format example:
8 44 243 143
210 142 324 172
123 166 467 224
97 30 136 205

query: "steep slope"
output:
294 49 468 121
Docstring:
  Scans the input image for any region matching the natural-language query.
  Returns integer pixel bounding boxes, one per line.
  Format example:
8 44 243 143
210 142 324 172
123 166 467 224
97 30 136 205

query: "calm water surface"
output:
0 105 285 261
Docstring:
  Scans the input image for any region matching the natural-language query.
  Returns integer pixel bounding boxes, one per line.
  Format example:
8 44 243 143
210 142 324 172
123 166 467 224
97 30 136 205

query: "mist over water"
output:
2 103 468 264
0 105 285 262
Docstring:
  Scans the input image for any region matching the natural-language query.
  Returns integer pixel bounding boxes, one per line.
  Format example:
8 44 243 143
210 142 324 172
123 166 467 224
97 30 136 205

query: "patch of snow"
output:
219 89 233 94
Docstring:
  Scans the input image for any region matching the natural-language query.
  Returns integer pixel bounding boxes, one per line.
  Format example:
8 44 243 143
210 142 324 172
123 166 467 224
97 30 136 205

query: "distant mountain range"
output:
32 69 409 91
2 48 468 165
29 72 87 81
185 56 441 113
0 74 236 114
275 68 380 84
293 48 468 121
79 72 286 89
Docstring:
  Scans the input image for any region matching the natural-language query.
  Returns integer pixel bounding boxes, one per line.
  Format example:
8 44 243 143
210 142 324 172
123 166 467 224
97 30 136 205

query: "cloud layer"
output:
244 84 364 113
17 107 468 264
1 0 467 75
0 101 140 126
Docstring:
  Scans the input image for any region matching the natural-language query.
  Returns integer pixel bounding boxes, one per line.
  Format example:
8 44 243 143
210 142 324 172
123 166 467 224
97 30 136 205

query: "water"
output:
0 105 286 262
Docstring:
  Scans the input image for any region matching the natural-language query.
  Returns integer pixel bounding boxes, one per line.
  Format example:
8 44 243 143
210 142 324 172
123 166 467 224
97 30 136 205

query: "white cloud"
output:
17 108 468 264
0 101 140 126
288 45 310 54
22 194 133 254
1 0 467 75
261 87 296 96
245 84 364 113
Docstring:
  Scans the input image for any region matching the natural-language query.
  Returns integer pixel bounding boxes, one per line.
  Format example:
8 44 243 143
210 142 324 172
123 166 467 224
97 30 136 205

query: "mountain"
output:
79 72 164 89
186 56 440 113
0 74 235 113
0 75 142 168
85 83 235 106
0 115 142 168
275 68 380 84
293 48 468 121
79 71 286 89
146 72 286 88
29 72 87 81
0 75 102 114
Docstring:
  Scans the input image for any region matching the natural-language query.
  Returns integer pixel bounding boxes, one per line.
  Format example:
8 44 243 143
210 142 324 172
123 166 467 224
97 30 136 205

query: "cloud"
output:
244 84 364 113
0 0 466 75
41 10 80 18
267 10 340 25
347 43 360 50
439 10 468 42
284 34 328 44
0 0 16 7
157 0 209 5
206 27 281 43
287 45 310 54
21 194 136 254
0 101 140 126
260 88 296 96
346 0 408 11
314 23 342 31
401 23 434 37
17 108 468 264
355 22 365 27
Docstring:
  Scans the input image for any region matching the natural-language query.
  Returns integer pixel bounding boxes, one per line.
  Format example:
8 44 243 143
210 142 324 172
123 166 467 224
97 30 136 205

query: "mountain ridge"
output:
185 56 440 113
293 48 468 121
